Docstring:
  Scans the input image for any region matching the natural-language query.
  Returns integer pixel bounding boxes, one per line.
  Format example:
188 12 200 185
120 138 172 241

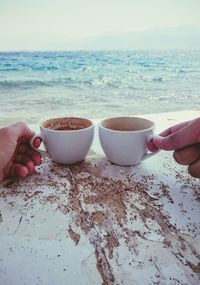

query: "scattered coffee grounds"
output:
0 153 199 284
68 225 80 245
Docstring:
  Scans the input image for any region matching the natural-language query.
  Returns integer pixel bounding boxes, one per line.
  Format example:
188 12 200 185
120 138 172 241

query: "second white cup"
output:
99 116 157 166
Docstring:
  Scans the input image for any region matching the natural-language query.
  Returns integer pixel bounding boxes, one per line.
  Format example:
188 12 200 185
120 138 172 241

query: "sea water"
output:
0 50 199 125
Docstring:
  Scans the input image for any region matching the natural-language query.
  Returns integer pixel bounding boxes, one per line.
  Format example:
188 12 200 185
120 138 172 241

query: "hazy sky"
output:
0 0 200 50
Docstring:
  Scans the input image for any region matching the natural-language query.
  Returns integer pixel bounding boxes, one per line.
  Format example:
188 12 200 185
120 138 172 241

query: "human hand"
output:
0 122 41 183
148 117 200 178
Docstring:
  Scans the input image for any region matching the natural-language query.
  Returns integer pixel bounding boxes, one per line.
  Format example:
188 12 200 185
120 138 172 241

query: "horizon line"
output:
1 47 200 53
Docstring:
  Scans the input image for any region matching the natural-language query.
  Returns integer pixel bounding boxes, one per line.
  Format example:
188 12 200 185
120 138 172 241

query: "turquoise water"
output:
0 50 200 124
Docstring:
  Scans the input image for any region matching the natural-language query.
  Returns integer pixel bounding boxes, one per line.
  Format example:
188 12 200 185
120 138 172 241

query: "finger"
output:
14 154 35 173
148 121 190 152
188 159 200 178
173 144 200 165
17 144 36 155
9 163 29 178
15 151 41 167
26 160 35 173
17 143 31 154
17 144 41 165
153 118 200 151
10 122 34 139
147 139 159 152
31 152 42 166
33 138 41 148
159 121 189 137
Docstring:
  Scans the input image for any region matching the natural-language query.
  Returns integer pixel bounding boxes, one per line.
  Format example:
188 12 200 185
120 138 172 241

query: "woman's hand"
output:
0 122 41 183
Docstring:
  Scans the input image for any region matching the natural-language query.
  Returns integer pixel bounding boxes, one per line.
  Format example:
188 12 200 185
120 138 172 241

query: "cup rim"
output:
40 116 94 133
99 116 155 133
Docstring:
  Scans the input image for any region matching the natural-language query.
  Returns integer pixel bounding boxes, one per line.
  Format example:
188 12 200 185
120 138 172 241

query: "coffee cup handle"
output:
29 134 47 155
142 135 160 161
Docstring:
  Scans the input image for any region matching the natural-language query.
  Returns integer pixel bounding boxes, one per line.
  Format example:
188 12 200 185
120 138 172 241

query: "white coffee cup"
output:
99 116 158 166
30 117 94 164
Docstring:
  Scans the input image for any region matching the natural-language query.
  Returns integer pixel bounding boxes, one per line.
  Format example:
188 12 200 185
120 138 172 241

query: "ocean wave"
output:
0 77 131 90
0 79 74 89
0 68 20 71
0 65 59 72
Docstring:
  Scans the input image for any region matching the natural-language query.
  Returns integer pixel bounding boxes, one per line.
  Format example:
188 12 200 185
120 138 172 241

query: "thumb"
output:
153 118 200 151
10 122 34 140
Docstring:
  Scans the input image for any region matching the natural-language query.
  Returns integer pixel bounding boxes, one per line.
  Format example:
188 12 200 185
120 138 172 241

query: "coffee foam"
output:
43 117 92 131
